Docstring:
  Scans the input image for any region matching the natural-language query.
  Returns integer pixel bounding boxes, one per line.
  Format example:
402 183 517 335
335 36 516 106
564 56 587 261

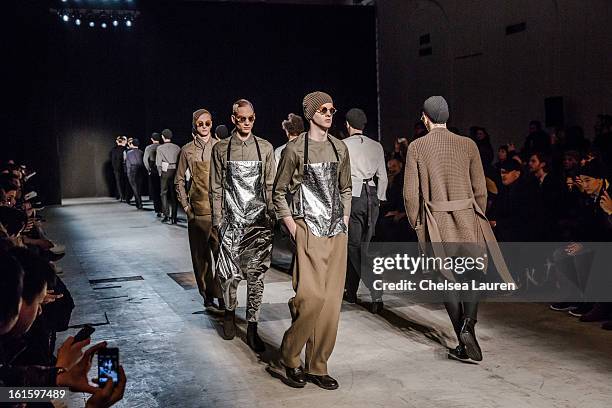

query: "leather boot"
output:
459 318 482 361
246 322 266 352
223 309 236 340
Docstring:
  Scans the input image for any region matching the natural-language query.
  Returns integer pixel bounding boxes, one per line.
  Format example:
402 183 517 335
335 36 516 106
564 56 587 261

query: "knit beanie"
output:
303 91 333 120
345 108 367 130
423 96 449 124
578 159 606 179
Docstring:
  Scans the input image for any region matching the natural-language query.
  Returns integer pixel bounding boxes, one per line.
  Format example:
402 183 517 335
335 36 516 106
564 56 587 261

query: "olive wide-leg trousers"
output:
281 219 348 376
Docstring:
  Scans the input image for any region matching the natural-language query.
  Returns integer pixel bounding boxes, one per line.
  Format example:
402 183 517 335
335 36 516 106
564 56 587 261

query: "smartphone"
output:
98 347 119 385
397 138 407 143
73 325 95 343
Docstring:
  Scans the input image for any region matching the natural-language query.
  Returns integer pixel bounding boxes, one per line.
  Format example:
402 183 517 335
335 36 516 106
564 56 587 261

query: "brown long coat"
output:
403 128 486 244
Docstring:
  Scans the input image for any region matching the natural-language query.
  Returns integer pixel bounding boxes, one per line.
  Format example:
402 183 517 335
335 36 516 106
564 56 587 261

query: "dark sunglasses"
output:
197 120 212 128
316 107 337 116
234 115 255 124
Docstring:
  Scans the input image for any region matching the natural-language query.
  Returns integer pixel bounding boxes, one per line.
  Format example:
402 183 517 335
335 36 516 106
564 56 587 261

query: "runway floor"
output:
47 197 612 408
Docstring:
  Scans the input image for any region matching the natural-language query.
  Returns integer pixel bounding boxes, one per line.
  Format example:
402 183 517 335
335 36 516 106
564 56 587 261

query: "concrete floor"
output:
47 197 612 408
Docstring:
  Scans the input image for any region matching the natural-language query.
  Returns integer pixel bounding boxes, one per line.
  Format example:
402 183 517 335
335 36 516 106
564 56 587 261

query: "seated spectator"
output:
489 159 538 242
550 159 612 329
528 152 563 240
469 126 494 175
523 120 551 155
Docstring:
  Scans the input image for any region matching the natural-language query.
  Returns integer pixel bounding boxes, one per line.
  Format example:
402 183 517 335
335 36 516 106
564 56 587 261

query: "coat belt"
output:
423 197 515 285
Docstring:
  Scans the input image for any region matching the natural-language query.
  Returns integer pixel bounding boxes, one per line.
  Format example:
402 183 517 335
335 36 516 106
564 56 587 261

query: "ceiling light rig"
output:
51 7 140 30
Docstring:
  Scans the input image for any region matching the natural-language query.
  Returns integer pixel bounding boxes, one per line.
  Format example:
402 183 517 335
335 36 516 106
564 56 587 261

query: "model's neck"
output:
236 132 251 141
308 124 328 142
349 129 363 136
428 123 447 130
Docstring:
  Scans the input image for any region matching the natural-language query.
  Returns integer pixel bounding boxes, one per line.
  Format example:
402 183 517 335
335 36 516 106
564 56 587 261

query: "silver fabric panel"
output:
216 160 272 321
300 161 347 237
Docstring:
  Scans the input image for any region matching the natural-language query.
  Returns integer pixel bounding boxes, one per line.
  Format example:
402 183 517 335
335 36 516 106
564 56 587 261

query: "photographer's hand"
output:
86 366 127 408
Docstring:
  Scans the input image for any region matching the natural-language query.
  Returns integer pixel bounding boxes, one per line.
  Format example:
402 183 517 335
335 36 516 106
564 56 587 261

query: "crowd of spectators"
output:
378 114 612 330
1 160 126 407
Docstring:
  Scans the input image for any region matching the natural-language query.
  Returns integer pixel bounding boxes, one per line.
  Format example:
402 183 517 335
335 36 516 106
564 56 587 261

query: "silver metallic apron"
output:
216 137 272 286
423 197 514 284
297 135 347 238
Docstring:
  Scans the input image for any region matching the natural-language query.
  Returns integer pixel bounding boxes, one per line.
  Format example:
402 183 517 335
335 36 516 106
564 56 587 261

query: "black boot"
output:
223 310 236 340
370 300 384 314
246 322 266 353
459 318 482 362
217 297 226 310
447 344 471 362
282 364 306 388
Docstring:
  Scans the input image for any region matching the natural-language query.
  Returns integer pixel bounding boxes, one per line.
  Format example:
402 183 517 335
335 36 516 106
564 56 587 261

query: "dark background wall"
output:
377 0 612 150
6 0 378 201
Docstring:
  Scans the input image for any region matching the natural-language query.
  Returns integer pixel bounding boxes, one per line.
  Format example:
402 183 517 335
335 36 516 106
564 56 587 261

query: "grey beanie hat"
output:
346 108 367 130
423 96 449 124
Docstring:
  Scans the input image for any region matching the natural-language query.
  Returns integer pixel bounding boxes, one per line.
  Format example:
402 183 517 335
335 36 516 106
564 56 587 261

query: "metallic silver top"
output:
300 161 347 237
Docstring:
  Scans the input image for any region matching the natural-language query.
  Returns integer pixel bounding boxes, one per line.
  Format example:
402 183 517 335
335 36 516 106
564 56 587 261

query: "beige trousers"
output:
281 219 348 375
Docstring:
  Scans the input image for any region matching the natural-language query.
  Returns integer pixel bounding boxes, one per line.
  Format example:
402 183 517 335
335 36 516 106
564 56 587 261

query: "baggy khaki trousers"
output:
281 219 348 375
188 214 222 300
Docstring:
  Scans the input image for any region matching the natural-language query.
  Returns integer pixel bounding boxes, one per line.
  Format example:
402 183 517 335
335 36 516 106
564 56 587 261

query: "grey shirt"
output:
143 143 159 173
156 142 181 174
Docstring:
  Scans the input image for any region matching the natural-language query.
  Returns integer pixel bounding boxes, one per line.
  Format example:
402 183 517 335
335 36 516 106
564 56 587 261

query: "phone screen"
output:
98 348 119 384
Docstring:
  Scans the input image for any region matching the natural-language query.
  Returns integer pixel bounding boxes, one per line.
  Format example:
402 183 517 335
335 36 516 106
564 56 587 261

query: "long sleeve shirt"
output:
343 133 388 200
125 148 144 173
155 143 181 174
209 132 276 227
273 133 352 220
175 136 216 210
143 143 159 173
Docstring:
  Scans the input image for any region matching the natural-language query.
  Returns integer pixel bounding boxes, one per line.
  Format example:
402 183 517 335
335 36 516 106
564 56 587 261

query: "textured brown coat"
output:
403 128 487 243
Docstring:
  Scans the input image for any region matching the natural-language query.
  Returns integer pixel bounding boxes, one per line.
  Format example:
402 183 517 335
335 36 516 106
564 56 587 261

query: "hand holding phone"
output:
98 347 120 386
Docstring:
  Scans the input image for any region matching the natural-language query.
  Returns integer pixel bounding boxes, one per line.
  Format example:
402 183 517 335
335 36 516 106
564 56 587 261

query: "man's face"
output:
387 159 402 176
501 169 520 186
10 284 46 337
312 103 335 130
528 155 545 173
232 105 255 136
498 149 507 161
563 155 578 170
195 112 213 138
4 190 18 207
476 129 486 141
579 175 602 195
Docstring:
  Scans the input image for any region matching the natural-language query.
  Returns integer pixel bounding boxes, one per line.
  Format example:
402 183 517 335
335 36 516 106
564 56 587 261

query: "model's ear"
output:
231 115 236 126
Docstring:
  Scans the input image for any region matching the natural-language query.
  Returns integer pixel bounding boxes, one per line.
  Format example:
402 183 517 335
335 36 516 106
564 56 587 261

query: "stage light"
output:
75 18 82 26
125 19 132 27
89 21 95 28
112 19 119 27
101 22 107 28
62 14 70 22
